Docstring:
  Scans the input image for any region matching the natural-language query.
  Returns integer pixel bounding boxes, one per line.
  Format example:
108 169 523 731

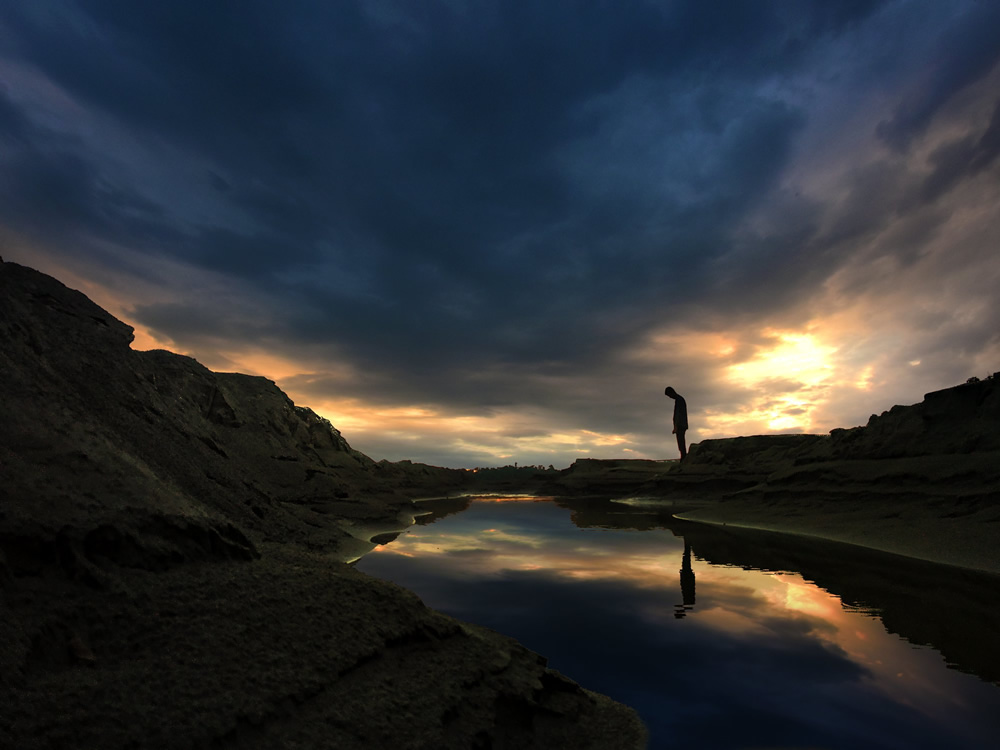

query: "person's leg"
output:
676 430 687 460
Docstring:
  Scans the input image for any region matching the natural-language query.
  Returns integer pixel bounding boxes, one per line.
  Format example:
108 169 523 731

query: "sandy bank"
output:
671 493 1000 575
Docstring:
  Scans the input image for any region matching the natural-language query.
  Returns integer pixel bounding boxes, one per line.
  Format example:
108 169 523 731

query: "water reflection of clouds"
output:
397 565 900 747
388 501 689 585
357 500 1000 749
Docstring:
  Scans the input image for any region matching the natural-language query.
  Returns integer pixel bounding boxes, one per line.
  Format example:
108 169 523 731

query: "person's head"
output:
664 386 677 398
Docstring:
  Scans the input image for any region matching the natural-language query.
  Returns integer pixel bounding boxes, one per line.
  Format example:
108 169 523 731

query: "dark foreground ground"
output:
0 261 645 750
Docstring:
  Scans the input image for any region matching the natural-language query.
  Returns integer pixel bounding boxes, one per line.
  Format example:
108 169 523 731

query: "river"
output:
354 495 1000 749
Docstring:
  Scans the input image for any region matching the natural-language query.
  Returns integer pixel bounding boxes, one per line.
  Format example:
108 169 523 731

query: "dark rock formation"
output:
0 261 646 749
0 261 470 568
544 458 677 497
2 547 644 750
547 377 1000 506
695 377 1000 465
539 373 999 572
827 377 1000 458
677 378 1000 502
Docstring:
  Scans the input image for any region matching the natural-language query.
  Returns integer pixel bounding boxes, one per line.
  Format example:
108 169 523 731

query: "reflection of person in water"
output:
664 386 688 460
675 539 697 619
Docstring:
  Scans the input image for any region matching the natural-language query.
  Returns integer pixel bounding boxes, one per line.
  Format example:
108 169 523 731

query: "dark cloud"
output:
0 3 836 312
0 85 33 144
876 2 1000 151
2 0 998 465
920 97 1000 203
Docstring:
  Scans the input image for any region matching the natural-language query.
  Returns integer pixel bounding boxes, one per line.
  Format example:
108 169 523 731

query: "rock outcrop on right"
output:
675 376 1000 501
545 377 1000 572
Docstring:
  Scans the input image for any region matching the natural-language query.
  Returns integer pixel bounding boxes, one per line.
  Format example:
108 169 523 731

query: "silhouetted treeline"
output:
464 464 559 487
467 463 558 475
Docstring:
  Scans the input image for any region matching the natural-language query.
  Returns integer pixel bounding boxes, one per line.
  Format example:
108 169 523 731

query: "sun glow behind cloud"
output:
94 262 865 464
112 295 972 468
727 331 834 390
717 329 836 433
75 266 995 469
634 320 872 443
279 393 640 467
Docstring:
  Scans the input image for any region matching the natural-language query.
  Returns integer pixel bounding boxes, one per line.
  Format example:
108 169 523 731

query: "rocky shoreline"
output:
541 377 1000 574
0 261 645 749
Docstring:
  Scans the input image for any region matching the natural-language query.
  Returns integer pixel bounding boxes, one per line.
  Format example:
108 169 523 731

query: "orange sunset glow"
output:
3 1 998 468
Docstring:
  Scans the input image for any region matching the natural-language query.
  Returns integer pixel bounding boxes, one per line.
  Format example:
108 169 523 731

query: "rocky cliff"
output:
548 376 1000 504
0 261 646 749
671 376 1000 502
542 372 1000 572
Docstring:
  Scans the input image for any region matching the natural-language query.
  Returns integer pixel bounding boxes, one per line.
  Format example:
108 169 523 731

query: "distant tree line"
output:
466 464 559 477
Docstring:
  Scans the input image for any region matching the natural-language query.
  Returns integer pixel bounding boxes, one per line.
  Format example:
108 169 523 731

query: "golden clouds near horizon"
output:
645 323 856 439
129 325 172 352
726 331 835 390
288 394 639 464
211 322 868 465
631 321 856 442
717 329 836 433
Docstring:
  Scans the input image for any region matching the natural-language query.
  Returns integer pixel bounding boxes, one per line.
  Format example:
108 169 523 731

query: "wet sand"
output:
671 495 1000 575
546 448 1000 576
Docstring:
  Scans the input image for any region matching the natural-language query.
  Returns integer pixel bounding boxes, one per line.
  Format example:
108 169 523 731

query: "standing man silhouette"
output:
674 538 697 618
664 386 688 460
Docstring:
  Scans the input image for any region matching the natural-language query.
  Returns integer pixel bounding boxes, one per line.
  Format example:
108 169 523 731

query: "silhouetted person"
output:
664 386 688 460
674 539 697 618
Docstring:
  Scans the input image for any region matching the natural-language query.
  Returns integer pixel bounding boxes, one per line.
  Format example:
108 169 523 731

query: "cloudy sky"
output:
2 1 999 468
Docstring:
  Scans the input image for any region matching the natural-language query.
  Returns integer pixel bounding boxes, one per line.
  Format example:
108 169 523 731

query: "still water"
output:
354 496 1000 749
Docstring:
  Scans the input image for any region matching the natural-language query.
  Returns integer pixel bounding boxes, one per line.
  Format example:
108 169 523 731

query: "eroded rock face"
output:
684 377 1000 467
828 378 1000 458
0 261 463 567
545 377 1000 508
0 261 646 749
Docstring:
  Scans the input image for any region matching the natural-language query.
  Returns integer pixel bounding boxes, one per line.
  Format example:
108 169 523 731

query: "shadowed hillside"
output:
0 261 646 750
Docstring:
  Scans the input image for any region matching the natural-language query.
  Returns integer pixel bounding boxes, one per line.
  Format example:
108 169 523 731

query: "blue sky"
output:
2 1 999 467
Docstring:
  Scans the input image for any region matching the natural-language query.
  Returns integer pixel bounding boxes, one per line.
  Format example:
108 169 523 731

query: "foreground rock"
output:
1 260 470 565
2 545 644 749
0 261 646 749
